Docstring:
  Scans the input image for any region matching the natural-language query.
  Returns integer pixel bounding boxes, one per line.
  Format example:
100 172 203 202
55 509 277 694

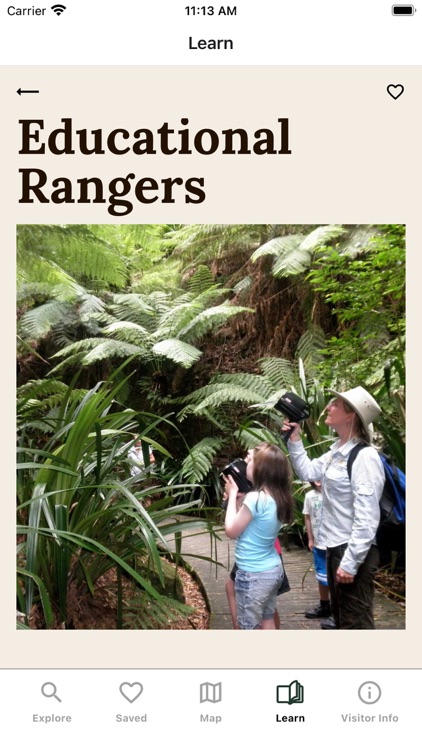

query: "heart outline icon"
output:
387 84 404 100
119 682 143 703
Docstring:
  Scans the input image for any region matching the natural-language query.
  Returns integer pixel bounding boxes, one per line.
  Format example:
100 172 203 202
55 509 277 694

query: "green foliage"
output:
45 275 254 409
307 225 405 387
17 366 216 628
251 225 346 277
162 224 266 265
17 225 127 290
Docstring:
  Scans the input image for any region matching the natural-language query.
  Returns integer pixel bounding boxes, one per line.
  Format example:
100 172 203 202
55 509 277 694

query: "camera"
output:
273 391 311 443
220 458 253 494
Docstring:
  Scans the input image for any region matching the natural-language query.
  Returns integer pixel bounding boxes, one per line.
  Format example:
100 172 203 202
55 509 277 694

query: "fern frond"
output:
81 341 145 365
178 305 254 343
190 286 228 307
52 338 107 360
154 299 201 339
132 258 183 294
103 321 150 344
109 293 156 326
187 265 215 295
336 226 381 257
78 293 106 319
296 328 326 372
251 235 304 262
211 373 273 398
299 225 346 252
20 301 72 340
181 437 223 482
259 358 296 389
152 339 202 368
163 224 265 265
271 245 313 277
182 384 268 415
17 378 68 400
234 426 283 450
233 276 253 295
17 225 127 287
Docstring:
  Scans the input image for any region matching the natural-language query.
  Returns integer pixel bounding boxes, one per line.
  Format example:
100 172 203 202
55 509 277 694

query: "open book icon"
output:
276 680 304 704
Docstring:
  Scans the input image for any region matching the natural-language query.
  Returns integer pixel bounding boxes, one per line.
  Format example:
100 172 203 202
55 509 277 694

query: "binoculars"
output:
274 392 311 443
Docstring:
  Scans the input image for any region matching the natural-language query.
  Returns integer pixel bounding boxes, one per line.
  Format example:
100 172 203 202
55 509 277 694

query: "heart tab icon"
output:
387 84 404 100
119 682 143 703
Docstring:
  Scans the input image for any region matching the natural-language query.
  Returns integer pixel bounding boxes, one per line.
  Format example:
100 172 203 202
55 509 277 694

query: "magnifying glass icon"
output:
41 682 62 702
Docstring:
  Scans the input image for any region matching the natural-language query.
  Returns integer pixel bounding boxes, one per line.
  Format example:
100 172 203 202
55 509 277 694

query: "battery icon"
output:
392 4 415 13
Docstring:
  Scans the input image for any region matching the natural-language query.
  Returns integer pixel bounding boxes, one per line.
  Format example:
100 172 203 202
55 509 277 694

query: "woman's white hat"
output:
327 386 381 442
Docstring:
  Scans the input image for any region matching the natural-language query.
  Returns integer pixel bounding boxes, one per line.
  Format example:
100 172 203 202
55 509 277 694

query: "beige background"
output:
2 66 417 668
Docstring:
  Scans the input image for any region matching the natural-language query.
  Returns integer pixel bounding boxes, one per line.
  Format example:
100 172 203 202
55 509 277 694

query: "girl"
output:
224 443 294 630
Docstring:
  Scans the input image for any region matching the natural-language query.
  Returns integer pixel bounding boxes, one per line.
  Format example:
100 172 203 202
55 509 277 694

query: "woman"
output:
224 443 294 630
285 386 384 630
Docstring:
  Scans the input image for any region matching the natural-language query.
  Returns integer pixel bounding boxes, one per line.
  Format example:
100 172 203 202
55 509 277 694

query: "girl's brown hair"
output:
251 443 294 524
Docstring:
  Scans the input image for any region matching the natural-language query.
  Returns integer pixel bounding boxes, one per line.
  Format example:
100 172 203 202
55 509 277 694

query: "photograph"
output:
16 223 405 631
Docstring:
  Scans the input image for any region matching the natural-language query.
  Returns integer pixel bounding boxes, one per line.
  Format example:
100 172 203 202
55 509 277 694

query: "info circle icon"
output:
358 681 382 705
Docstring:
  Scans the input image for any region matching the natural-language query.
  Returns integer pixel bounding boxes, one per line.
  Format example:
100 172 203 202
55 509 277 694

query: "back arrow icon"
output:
17 88 40 95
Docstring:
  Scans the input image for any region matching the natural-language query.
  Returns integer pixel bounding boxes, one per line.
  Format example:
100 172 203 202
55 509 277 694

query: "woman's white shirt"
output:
289 438 384 575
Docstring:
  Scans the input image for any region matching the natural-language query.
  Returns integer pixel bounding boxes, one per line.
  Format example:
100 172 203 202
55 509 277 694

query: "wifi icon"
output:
51 4 66 14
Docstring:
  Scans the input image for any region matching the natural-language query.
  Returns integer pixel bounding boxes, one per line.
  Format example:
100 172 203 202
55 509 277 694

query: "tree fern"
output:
109 293 156 326
132 258 182 294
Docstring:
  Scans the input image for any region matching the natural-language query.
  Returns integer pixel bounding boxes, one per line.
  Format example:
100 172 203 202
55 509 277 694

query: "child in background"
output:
128 438 155 477
303 481 331 619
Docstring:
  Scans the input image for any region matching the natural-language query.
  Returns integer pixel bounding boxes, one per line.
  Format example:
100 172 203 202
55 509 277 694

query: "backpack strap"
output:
346 442 369 480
